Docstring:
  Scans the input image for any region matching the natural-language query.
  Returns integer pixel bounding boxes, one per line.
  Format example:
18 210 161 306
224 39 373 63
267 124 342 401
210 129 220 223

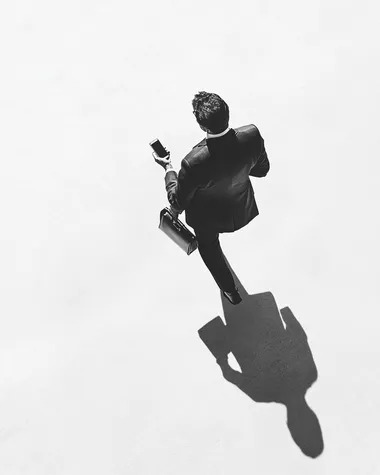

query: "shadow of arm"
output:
280 307 307 340
217 356 244 386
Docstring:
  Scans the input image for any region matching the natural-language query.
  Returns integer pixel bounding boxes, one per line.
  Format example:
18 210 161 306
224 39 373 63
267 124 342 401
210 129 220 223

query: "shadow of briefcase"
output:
198 316 231 359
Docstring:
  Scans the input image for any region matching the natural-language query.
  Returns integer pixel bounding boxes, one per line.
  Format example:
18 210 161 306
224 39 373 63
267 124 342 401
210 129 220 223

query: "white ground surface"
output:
0 1 379 473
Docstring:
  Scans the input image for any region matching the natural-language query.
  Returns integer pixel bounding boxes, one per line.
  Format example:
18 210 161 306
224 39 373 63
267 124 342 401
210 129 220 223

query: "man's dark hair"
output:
192 91 229 134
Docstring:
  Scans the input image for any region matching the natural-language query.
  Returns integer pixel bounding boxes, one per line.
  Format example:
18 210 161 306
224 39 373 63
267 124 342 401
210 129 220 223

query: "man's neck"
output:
206 127 231 139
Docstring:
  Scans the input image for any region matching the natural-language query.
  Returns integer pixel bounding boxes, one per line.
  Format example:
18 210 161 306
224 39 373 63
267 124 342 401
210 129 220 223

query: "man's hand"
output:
152 149 172 170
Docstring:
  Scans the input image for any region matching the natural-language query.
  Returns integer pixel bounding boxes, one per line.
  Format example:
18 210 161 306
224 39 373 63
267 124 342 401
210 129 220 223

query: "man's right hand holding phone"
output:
152 150 173 171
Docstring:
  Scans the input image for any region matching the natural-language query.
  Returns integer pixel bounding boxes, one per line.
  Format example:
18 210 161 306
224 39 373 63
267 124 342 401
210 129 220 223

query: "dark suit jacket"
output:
165 124 270 233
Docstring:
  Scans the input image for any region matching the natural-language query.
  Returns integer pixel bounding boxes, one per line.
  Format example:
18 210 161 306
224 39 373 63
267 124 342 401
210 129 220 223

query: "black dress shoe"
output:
222 286 242 305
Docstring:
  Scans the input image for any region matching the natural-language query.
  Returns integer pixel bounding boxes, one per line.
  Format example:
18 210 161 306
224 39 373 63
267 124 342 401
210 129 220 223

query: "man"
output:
153 91 270 305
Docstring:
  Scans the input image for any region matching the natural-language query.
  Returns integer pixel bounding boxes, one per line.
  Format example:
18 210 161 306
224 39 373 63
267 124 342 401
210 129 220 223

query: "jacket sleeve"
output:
164 158 198 214
249 130 270 178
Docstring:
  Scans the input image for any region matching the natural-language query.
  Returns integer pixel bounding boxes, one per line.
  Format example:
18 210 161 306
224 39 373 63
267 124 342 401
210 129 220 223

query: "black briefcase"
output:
159 207 198 255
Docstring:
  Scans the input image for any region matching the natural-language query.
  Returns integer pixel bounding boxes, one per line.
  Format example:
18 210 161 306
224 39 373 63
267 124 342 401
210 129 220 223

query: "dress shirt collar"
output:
206 127 231 139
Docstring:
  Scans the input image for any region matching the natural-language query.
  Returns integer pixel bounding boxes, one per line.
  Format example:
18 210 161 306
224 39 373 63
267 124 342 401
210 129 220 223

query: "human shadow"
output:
198 258 324 458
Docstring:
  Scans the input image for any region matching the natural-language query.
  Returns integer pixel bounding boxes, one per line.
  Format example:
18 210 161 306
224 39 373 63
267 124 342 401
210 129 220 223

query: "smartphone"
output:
149 138 168 158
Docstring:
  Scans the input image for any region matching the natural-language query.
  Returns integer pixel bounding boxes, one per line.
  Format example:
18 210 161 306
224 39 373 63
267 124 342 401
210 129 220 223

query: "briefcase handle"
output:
172 220 182 232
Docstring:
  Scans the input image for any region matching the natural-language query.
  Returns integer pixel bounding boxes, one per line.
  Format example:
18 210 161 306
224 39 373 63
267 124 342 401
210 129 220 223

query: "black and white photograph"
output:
0 0 379 473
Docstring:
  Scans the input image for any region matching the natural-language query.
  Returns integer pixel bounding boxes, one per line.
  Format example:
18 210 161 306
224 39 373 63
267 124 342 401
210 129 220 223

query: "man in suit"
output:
153 91 270 305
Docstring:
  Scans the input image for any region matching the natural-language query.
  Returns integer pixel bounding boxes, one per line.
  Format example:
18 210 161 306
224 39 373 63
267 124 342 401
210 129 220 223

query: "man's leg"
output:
194 228 236 293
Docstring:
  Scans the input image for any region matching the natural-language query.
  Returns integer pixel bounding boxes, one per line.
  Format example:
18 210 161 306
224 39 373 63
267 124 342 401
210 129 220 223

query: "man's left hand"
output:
152 150 172 170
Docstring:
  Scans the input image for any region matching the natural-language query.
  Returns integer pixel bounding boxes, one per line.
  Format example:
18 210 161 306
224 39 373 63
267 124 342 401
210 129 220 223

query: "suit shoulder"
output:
184 141 209 167
192 137 207 149
235 124 261 138
234 124 263 149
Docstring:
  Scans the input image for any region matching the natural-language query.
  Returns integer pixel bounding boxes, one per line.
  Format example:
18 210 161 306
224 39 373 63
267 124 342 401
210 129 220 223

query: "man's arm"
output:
280 307 308 340
164 158 198 214
249 131 270 178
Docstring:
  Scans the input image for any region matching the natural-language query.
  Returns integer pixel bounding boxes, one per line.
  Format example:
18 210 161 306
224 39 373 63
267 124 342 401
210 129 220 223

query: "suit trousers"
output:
194 227 236 293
